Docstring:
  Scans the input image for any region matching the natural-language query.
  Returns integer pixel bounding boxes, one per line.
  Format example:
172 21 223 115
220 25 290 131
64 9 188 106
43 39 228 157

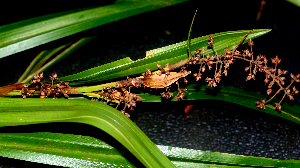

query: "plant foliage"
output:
0 0 299 167
0 132 299 167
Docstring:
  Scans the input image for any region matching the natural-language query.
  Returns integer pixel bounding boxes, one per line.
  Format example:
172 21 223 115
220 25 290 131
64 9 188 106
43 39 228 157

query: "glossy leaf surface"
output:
18 37 94 84
58 29 271 86
0 0 189 59
0 97 175 168
0 132 298 167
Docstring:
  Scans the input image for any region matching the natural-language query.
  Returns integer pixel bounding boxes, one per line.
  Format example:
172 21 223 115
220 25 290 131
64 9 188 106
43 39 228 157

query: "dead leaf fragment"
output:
142 71 191 88
65 87 83 94
0 83 23 96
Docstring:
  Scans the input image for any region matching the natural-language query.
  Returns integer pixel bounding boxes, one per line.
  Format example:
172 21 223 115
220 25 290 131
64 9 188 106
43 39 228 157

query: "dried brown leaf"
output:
0 83 23 96
141 71 191 88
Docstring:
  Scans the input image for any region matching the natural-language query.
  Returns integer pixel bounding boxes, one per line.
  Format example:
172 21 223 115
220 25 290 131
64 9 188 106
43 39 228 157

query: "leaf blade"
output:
0 97 175 168
0 0 190 59
58 29 271 86
0 132 298 167
17 43 70 83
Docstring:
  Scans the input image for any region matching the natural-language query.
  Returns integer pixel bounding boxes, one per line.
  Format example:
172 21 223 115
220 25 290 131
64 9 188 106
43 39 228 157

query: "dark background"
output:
0 0 300 167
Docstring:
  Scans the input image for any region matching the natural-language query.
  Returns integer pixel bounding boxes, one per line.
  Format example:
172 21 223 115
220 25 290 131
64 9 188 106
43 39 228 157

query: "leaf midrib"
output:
0 144 121 157
0 134 112 148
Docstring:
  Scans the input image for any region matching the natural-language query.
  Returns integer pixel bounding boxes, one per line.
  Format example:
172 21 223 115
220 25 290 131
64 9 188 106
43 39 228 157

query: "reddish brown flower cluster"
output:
97 77 146 117
21 73 70 99
189 45 235 88
188 34 300 112
233 40 299 111
161 87 174 99
116 76 144 88
175 88 188 100
95 62 191 116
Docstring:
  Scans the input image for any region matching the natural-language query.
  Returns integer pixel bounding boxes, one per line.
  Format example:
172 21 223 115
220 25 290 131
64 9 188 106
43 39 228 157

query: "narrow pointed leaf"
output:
19 37 95 84
0 0 190 59
58 29 271 86
0 132 135 167
0 132 298 167
159 145 300 168
286 0 300 8
17 43 70 83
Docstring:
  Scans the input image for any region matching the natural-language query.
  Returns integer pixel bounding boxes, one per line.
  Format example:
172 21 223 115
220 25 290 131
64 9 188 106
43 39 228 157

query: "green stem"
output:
187 9 197 60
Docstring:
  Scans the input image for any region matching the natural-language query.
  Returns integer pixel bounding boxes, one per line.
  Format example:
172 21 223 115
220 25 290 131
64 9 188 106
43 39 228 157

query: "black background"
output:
0 0 300 167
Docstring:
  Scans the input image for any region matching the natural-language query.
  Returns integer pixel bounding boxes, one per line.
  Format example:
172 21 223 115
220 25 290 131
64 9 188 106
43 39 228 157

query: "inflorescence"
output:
187 35 300 112
21 32 300 116
21 73 70 99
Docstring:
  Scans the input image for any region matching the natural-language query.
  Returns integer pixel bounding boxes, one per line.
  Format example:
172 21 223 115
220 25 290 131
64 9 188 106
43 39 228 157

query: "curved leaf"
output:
17 43 71 83
58 29 271 86
0 132 298 167
0 132 135 167
19 37 95 84
286 0 300 8
0 0 189 59
0 97 175 168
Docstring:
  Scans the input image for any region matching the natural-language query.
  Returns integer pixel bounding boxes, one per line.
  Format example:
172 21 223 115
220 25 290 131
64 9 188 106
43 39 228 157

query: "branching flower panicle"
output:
189 32 300 112
97 77 146 117
111 31 300 115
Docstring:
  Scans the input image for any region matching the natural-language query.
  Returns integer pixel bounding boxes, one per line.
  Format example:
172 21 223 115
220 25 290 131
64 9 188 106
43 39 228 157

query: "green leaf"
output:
158 145 300 168
58 29 271 86
18 37 95 84
138 84 300 125
0 132 135 167
0 132 298 167
75 82 117 93
0 0 189 59
286 0 300 8
0 97 175 168
17 43 71 83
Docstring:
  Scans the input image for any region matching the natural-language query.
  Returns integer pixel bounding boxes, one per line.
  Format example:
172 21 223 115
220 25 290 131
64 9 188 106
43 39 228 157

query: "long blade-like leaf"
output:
0 132 298 167
0 97 175 168
17 43 70 83
58 29 271 86
0 0 189 59
19 37 95 84
0 132 135 167
286 0 300 8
